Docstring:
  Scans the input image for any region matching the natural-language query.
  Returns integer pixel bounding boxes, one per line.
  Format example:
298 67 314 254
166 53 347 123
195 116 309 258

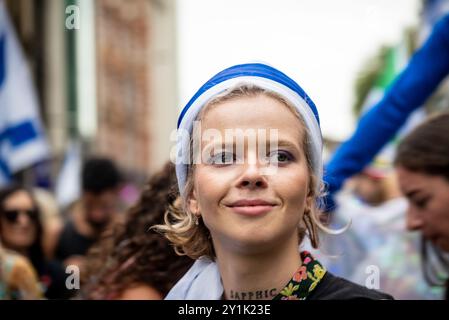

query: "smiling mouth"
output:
226 200 277 216
229 205 276 216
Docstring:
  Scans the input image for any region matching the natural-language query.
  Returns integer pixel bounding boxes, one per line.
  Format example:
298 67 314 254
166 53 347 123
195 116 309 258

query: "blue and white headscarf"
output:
168 63 323 300
175 62 323 196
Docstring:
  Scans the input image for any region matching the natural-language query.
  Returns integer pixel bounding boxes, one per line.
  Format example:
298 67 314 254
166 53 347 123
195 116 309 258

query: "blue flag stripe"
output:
0 121 39 149
6 121 39 147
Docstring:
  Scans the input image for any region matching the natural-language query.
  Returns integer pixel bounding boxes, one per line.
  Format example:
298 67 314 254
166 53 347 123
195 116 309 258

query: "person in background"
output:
311 160 443 299
394 112 449 300
351 166 397 207
54 157 123 271
0 242 43 299
79 161 193 299
0 185 68 299
33 188 63 260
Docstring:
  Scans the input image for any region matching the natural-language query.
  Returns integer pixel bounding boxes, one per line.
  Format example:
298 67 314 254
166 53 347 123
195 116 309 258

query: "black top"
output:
40 260 73 299
308 272 393 300
55 220 96 262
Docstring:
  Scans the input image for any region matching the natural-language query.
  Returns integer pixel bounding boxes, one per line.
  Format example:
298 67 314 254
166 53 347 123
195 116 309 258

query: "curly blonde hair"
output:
153 84 328 259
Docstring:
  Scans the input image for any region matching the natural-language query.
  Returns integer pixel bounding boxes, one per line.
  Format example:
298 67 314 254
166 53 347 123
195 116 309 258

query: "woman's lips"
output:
226 199 277 216
229 205 275 216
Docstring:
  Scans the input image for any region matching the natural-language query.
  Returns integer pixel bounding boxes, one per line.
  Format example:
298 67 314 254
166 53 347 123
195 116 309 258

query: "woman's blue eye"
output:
209 152 235 165
268 150 293 164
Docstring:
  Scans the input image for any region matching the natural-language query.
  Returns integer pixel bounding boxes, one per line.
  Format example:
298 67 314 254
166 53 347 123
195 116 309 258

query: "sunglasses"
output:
1 209 39 223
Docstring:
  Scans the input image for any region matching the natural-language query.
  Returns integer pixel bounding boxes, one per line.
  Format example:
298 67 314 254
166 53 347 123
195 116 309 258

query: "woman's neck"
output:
1 240 28 256
215 235 301 300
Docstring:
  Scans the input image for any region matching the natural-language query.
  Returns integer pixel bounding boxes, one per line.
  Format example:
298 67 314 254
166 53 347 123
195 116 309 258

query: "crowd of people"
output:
1 12 449 301
2 63 449 300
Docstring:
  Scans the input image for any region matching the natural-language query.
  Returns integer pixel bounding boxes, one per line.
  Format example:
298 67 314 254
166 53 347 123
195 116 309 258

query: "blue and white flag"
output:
0 0 50 186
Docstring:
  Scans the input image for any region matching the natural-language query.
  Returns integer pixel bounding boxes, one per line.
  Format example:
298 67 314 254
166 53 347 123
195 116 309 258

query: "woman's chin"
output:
216 230 288 254
6 240 32 251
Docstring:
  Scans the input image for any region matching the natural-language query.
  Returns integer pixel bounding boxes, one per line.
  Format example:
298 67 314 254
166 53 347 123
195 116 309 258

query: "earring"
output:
194 214 199 226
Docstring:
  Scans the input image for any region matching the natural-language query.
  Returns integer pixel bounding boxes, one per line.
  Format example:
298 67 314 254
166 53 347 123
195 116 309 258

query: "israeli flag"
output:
0 0 50 186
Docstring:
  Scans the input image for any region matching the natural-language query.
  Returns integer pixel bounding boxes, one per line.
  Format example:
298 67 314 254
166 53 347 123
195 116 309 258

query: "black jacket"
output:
308 272 393 300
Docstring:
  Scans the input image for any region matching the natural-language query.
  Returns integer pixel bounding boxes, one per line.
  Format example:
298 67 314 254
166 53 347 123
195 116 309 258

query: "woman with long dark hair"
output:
394 112 449 300
0 185 68 299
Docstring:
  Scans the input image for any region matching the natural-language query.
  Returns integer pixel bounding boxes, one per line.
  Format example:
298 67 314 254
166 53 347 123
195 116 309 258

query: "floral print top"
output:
0 248 43 300
273 251 327 300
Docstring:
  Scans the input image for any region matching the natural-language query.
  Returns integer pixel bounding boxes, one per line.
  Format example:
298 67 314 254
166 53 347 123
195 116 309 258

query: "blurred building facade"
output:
4 0 179 186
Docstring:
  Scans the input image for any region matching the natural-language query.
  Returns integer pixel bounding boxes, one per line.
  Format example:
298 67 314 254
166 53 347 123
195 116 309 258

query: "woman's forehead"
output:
4 190 33 208
201 94 305 131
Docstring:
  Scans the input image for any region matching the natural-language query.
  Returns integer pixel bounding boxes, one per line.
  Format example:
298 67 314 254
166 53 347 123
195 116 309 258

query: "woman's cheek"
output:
195 168 226 201
278 166 308 190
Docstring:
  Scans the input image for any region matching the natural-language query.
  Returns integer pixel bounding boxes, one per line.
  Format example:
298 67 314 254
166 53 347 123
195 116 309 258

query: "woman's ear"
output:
188 188 200 215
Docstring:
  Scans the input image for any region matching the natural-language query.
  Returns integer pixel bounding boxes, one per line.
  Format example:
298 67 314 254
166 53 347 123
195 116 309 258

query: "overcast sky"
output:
176 0 421 140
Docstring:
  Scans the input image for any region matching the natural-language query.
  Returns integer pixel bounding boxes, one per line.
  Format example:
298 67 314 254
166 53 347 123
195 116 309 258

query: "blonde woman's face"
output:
188 94 312 254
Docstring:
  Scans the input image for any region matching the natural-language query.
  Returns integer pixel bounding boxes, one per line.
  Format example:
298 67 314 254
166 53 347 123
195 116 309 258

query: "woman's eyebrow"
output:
202 139 301 151
202 141 234 150
273 140 300 151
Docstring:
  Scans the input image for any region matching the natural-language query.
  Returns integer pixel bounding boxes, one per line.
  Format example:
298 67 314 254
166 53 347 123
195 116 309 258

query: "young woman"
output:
155 63 392 300
0 185 68 299
394 112 449 300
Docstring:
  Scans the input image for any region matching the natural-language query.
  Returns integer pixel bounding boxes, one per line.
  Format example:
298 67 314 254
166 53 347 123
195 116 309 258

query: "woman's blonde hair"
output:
153 84 329 259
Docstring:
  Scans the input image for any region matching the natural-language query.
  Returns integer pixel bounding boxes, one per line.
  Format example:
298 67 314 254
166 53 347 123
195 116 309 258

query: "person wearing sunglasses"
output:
0 185 69 299
2 208 39 229
0 189 39 256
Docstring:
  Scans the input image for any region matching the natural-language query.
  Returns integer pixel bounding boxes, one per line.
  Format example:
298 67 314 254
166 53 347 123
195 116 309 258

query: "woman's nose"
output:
17 211 32 226
236 164 268 189
406 206 424 231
